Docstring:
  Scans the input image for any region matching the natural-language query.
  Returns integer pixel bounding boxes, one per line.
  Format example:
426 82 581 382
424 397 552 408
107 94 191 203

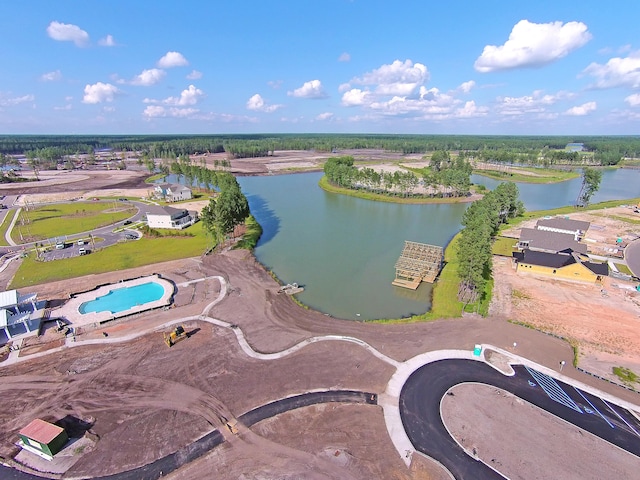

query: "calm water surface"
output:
471 168 640 211
239 172 467 320
238 168 640 320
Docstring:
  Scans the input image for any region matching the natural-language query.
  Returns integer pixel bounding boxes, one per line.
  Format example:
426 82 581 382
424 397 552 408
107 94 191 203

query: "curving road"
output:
625 239 640 278
0 390 377 480
400 359 640 480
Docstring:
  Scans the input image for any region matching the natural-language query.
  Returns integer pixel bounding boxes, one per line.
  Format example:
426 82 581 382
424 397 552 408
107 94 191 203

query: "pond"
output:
238 168 640 320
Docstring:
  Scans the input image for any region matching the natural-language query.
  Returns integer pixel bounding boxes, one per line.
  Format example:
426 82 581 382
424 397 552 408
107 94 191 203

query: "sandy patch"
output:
442 383 640 480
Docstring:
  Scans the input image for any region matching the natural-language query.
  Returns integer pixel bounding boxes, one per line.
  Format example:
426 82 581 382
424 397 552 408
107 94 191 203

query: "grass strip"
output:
474 167 579 184
10 223 208 289
13 202 135 242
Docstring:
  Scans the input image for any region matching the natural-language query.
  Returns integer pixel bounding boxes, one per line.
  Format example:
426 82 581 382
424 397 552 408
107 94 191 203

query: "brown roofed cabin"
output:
18 419 68 460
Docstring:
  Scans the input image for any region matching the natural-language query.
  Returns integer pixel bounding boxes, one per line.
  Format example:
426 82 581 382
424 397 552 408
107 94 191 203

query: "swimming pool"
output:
79 281 165 314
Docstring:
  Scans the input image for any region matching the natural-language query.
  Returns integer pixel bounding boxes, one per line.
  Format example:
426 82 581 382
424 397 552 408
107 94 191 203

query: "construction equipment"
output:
163 325 188 347
226 421 239 435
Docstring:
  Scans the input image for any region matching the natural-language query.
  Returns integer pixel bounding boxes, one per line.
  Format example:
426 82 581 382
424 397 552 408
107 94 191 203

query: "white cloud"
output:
625 93 640 106
143 105 199 118
338 52 351 62
565 101 596 116
46 21 90 47
0 94 35 106
157 51 189 68
474 20 591 72
246 93 282 112
144 85 205 106
102 106 116 113
288 79 327 99
350 59 428 96
143 105 165 117
82 82 119 104
496 90 573 116
53 104 72 111
458 80 475 93
338 83 351 93
455 101 488 118
186 70 202 80
41 70 62 82
316 112 334 120
582 52 640 88
129 68 166 86
98 34 117 47
163 85 204 106
341 88 370 106
268 80 283 89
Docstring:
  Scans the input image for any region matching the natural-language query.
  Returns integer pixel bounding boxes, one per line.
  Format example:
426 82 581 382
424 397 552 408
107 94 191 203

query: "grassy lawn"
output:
614 263 633 275
504 197 640 229
492 236 518 256
13 202 136 243
10 222 209 289
0 210 18 247
318 175 474 205
474 167 579 184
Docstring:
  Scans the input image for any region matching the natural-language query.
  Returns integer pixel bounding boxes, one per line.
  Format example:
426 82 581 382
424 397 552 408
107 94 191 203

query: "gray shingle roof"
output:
519 227 587 254
536 217 590 233
513 250 576 269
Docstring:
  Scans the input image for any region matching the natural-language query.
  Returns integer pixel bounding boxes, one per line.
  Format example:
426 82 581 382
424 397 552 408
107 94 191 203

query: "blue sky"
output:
1 1 639 135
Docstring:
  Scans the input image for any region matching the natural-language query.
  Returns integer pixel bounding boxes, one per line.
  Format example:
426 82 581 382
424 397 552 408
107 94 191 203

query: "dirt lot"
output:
441 383 640 480
1 156 640 479
495 207 640 380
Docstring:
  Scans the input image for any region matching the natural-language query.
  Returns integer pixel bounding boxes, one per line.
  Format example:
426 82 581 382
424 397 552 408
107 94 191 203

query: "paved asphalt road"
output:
400 359 640 480
625 239 640 278
0 390 376 480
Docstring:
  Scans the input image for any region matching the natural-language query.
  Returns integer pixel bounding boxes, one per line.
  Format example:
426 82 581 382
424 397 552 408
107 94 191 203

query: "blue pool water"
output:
79 282 165 314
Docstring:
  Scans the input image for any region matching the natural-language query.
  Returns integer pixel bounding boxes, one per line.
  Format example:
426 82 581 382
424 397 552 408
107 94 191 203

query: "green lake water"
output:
238 168 640 320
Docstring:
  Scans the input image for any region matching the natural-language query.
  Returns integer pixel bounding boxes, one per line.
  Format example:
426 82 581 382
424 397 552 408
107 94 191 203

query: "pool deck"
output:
51 275 175 328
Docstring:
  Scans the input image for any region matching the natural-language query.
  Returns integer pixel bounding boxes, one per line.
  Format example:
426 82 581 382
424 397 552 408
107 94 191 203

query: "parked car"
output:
78 239 85 246
55 242 65 250
123 220 132 225
79 247 87 255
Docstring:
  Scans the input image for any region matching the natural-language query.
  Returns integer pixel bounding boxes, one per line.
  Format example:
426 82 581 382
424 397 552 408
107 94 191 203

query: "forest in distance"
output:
0 133 639 167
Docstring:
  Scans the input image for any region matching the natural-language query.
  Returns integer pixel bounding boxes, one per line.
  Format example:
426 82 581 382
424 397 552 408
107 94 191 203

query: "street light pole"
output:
560 360 566 371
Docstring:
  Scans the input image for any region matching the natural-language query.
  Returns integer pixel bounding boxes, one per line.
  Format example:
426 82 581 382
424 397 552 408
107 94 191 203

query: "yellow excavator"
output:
163 325 188 347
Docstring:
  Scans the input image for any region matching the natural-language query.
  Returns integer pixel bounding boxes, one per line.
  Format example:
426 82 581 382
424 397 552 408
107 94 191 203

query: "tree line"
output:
457 182 524 303
324 153 474 198
200 173 250 249
2 134 640 162
323 156 421 197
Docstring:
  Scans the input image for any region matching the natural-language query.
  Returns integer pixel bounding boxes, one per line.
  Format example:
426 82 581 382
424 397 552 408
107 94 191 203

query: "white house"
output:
0 290 43 341
154 183 192 202
145 205 198 230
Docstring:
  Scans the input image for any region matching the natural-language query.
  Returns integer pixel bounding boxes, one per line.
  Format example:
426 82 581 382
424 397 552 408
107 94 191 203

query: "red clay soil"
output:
1 250 639 479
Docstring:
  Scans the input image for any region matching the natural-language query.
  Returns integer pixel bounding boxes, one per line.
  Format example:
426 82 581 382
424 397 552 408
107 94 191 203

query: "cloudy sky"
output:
1 1 639 135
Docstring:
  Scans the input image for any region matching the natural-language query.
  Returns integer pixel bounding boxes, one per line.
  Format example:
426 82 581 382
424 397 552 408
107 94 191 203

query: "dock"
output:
392 241 443 290
278 283 304 295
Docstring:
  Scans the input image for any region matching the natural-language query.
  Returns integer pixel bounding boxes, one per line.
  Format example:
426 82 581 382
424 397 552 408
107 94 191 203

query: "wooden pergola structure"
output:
392 241 444 290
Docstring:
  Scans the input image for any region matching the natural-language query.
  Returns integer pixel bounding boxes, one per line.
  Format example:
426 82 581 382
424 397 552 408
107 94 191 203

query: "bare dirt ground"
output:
441 383 640 480
495 208 640 381
1 155 640 479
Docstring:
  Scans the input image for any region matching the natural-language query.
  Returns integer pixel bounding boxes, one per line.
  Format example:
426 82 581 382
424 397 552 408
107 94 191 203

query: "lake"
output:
237 168 640 320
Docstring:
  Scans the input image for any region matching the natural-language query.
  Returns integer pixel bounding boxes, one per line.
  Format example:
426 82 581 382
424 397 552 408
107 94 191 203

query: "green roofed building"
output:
18 419 68 460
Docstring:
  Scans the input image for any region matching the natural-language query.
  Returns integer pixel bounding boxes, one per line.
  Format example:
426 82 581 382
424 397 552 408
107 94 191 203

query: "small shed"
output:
18 419 68 460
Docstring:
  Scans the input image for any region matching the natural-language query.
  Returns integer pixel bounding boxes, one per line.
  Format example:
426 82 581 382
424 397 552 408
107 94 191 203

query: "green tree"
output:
576 167 602 207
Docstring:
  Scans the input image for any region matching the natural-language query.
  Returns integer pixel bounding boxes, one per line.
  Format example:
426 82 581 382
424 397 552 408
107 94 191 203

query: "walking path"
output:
3 275 640 479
